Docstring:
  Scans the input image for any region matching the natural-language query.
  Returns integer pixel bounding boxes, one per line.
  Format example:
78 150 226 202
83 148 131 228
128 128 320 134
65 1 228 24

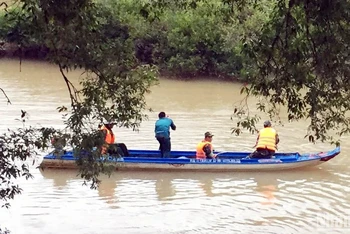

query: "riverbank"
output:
0 0 274 80
0 42 239 81
0 41 49 59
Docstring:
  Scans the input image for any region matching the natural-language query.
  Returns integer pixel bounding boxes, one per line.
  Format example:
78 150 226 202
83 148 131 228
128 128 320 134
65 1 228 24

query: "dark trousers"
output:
249 148 275 159
156 136 171 158
107 143 129 156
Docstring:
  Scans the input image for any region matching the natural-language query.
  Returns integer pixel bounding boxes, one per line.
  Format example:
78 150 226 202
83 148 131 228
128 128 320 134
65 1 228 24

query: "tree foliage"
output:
0 0 158 214
0 0 349 225
0 121 57 208
232 0 350 144
1 0 273 78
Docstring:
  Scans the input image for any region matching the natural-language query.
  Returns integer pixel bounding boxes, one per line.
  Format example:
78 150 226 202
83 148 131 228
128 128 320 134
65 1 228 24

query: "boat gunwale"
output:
41 147 340 165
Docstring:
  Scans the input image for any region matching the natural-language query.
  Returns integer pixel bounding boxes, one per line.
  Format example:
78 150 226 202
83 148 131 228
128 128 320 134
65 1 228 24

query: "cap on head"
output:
263 120 272 127
205 131 214 138
104 119 115 125
158 112 166 118
104 122 115 127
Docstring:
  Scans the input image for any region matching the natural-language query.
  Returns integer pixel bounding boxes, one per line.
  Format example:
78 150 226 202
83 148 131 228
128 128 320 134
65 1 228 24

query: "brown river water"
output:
0 58 350 234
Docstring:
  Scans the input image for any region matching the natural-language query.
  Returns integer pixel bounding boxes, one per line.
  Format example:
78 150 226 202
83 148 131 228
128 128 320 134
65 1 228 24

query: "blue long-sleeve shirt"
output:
155 117 176 138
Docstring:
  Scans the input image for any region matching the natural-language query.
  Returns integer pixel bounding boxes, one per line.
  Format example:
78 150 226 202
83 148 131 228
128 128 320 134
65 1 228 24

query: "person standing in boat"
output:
155 112 176 158
248 120 280 159
196 132 217 159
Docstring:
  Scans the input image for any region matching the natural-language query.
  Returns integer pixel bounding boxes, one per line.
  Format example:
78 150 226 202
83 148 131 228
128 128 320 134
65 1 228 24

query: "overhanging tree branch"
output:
0 88 11 104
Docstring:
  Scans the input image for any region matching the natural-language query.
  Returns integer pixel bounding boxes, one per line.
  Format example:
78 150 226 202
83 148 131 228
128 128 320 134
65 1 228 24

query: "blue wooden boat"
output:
39 146 340 171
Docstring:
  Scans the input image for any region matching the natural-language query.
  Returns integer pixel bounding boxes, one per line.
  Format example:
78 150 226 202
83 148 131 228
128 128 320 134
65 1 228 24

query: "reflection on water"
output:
1 59 350 233
38 167 347 204
155 177 176 201
255 176 278 205
0 165 349 233
97 178 119 208
199 178 214 197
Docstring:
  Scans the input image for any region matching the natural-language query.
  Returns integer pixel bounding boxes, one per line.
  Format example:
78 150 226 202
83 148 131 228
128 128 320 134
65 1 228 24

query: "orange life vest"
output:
256 127 277 151
100 125 115 154
196 141 213 159
100 125 115 144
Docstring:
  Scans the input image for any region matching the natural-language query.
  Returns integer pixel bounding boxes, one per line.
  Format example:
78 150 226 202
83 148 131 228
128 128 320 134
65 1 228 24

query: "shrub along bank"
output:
0 0 274 79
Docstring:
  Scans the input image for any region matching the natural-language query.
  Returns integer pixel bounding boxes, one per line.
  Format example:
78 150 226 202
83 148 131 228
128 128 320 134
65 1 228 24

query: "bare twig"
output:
58 63 79 107
0 2 8 9
304 0 318 62
0 88 11 104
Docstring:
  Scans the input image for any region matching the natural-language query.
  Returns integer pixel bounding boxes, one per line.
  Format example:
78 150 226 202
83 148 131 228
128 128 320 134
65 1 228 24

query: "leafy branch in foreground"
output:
0 0 159 200
230 85 261 136
0 116 59 208
0 227 10 234
232 0 349 144
2 0 160 188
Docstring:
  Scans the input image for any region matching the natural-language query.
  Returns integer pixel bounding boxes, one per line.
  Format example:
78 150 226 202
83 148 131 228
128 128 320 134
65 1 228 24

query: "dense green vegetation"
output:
1 1 349 232
0 0 274 78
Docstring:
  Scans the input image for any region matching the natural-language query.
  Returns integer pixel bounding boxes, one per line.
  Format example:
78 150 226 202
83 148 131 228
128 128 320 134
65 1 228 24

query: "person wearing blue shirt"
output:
155 112 176 158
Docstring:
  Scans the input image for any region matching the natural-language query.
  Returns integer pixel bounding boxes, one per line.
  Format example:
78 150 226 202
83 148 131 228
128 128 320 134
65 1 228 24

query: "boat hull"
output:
40 158 330 171
39 146 340 172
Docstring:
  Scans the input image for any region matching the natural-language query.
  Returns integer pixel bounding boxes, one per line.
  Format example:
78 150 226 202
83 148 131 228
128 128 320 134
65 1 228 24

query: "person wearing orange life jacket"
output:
196 132 217 159
248 120 280 159
99 122 130 156
100 122 115 154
